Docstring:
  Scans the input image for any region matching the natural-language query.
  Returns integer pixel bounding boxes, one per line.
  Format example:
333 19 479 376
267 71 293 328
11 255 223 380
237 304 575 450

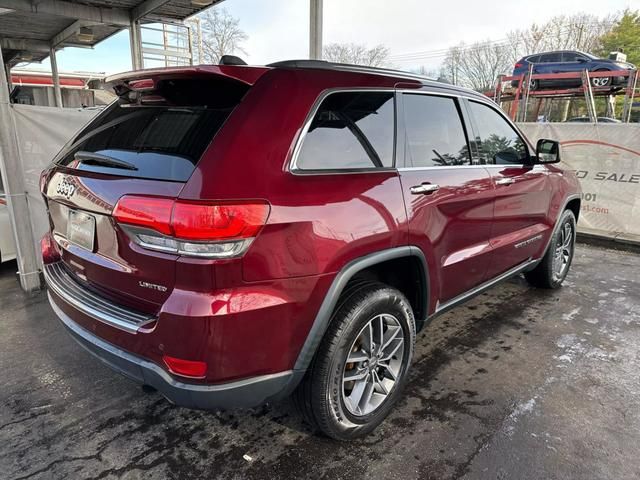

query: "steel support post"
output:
129 19 143 69
49 47 63 108
582 69 597 123
0 45 41 292
309 0 323 60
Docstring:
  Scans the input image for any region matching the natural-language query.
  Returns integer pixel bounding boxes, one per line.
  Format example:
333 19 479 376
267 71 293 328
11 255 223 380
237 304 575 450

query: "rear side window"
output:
295 91 395 170
468 101 529 165
540 52 561 63
402 94 471 168
562 52 585 62
55 78 247 182
527 55 540 63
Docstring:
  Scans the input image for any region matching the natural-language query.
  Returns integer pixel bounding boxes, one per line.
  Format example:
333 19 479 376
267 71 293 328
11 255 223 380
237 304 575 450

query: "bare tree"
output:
441 45 463 85
506 13 615 62
323 43 390 67
440 13 616 91
196 8 248 64
441 41 511 91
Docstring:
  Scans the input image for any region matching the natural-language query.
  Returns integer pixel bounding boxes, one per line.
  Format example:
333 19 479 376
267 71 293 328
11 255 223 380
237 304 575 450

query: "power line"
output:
389 20 617 63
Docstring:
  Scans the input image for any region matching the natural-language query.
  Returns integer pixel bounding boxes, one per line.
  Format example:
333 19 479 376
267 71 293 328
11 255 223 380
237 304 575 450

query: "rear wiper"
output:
75 151 138 171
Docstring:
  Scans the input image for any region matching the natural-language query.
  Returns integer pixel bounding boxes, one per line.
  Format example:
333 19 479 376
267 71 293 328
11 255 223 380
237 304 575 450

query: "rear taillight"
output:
515 62 524 68
41 232 60 264
113 196 174 235
113 195 270 259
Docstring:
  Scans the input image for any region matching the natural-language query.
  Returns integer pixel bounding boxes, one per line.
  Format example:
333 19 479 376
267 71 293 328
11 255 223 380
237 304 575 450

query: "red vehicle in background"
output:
40 58 581 440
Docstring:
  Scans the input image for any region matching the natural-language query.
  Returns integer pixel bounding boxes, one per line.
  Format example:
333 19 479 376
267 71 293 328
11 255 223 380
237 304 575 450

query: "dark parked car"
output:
512 50 635 90
41 60 581 440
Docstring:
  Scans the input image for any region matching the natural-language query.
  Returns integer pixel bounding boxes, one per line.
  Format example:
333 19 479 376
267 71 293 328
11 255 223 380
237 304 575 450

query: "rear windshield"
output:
55 78 247 182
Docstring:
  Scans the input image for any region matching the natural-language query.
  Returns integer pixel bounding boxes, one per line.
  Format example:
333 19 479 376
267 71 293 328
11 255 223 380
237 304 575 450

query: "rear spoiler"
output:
104 65 271 95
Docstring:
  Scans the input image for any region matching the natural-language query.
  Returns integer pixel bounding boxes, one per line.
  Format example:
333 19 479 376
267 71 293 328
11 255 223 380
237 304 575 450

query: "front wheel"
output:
591 72 611 88
525 209 576 289
294 283 416 440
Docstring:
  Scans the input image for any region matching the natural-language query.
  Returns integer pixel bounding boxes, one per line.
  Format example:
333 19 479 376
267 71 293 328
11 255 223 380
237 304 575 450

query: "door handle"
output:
410 184 440 195
496 178 515 186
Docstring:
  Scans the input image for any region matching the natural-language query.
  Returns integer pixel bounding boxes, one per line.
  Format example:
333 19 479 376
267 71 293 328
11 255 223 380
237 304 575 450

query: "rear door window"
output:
402 94 471 168
295 91 395 170
562 52 580 62
544 52 562 63
55 78 247 182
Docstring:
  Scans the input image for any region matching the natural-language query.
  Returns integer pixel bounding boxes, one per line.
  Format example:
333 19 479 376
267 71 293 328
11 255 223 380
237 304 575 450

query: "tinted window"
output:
403 94 471 167
527 55 540 63
55 78 247 182
541 52 561 63
562 52 585 62
469 101 529 165
296 92 395 170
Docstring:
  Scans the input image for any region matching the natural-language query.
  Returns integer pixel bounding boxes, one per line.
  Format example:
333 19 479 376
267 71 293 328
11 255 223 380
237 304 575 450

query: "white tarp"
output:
12 104 99 261
519 123 640 244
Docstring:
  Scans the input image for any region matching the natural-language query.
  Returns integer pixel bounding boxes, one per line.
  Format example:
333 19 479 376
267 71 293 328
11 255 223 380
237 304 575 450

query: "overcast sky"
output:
23 0 635 74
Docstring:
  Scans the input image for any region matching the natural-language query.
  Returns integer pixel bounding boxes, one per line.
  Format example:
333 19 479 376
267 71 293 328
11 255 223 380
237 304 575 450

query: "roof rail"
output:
266 59 437 83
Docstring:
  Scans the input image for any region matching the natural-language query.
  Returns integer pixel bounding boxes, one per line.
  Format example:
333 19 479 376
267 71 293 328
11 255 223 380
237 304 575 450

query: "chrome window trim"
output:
287 86 537 176
288 87 397 175
397 165 489 172
398 90 475 169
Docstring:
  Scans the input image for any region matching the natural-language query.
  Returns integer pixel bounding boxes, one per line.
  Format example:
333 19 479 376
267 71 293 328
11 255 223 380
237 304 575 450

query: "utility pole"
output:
309 0 323 60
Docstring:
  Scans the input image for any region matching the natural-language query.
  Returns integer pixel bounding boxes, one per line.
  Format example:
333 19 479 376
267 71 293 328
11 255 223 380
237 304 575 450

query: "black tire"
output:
294 282 416 440
528 78 539 91
525 209 576 289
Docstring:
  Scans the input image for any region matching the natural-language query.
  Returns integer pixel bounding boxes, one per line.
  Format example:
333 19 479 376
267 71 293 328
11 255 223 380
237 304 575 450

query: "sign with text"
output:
519 123 640 244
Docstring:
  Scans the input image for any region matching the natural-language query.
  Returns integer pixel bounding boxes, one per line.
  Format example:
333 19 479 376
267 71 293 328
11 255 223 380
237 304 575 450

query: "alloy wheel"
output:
341 314 405 416
592 76 610 87
553 222 574 280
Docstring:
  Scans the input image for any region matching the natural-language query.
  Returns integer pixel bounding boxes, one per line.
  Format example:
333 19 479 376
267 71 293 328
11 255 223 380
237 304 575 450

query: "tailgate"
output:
43 68 267 315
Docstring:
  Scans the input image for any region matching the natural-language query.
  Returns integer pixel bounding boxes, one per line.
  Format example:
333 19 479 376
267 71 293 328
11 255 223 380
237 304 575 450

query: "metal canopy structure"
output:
0 0 226 67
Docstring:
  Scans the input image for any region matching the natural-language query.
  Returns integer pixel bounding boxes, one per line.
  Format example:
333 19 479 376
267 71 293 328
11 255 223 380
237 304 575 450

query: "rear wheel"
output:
528 78 539 91
525 209 576 289
294 283 415 440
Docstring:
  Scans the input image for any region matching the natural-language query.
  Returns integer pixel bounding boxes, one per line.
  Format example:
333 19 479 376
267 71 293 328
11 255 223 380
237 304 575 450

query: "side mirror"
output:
536 139 561 164
577 57 587 63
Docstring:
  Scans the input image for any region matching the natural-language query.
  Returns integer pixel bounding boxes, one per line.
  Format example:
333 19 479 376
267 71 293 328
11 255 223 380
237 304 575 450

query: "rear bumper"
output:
47 292 293 409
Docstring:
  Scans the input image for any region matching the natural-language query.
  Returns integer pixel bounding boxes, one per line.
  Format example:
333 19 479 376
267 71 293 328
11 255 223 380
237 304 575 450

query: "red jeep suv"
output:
41 59 581 440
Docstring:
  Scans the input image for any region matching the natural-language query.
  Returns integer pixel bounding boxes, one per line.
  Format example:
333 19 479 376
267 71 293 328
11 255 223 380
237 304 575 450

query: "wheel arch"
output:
538 194 581 260
291 246 429 379
566 197 581 222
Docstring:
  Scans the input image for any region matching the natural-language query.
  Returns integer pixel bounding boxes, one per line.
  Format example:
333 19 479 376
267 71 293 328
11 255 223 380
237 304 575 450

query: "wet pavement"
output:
1 242 639 480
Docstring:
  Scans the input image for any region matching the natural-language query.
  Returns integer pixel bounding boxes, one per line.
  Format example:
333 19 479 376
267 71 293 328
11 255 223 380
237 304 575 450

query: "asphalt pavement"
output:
2 242 639 480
